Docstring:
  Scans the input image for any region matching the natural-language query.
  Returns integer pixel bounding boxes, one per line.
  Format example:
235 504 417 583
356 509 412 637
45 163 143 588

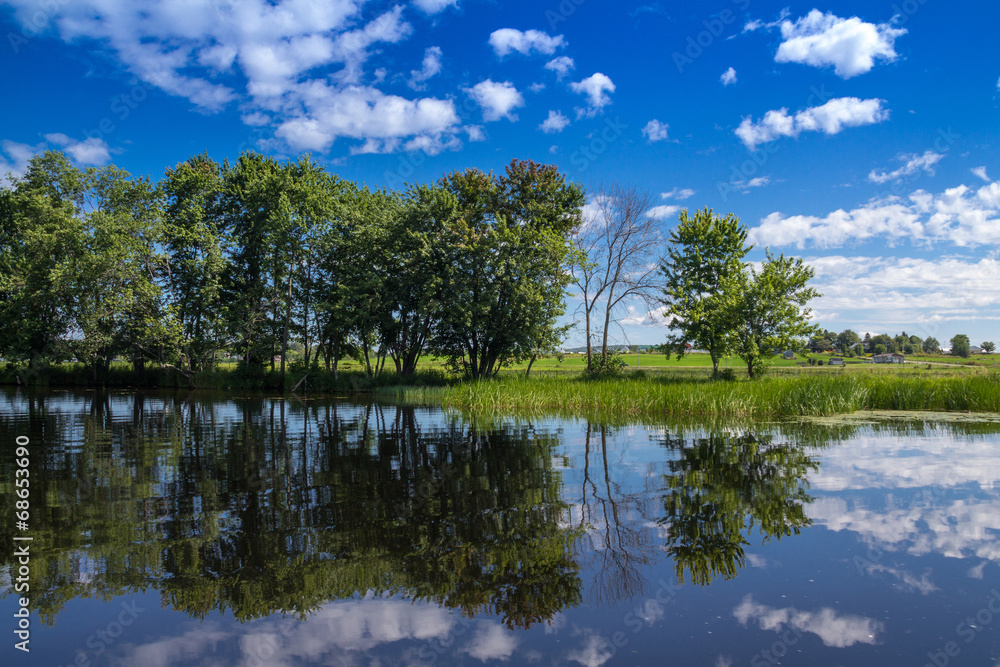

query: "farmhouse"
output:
829 358 844 366
872 353 906 364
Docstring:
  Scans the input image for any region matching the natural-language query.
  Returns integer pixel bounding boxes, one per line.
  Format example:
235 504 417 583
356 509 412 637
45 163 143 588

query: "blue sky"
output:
2 0 999 349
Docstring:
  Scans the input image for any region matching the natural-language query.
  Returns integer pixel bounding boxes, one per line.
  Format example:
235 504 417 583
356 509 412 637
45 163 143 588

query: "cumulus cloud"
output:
570 73 615 117
42 133 113 165
1 133 113 182
646 205 680 219
774 10 906 78
734 596 881 648
539 110 570 134
735 97 889 149
545 55 575 79
971 166 990 182
642 119 669 143
408 46 443 89
413 0 458 14
489 28 565 57
749 178 1000 249
1 0 471 155
661 188 695 200
868 150 944 184
720 67 737 85
466 79 524 121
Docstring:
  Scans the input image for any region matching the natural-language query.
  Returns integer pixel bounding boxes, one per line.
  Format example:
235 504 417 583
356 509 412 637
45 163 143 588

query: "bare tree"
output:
571 182 665 370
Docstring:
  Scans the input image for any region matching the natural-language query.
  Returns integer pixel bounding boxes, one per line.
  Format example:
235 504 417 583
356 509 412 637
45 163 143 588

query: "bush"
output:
586 351 627 376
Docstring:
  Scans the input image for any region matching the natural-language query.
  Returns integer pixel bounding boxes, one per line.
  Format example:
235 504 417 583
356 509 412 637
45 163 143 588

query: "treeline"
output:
809 330 994 358
0 150 584 383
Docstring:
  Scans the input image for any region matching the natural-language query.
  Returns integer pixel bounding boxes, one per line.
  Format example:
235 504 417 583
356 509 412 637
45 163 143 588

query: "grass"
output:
398 371 1000 420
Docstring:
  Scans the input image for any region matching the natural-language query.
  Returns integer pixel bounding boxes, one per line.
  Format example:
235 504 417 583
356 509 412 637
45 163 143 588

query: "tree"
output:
837 329 861 354
0 151 89 363
570 182 663 370
162 154 229 371
874 344 887 355
950 334 971 358
731 251 820 378
431 160 584 379
660 208 751 375
924 336 940 353
983 341 996 354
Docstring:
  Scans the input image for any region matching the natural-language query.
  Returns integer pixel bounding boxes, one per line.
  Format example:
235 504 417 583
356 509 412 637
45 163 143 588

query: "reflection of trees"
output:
658 431 818 586
0 391 581 628
577 422 656 605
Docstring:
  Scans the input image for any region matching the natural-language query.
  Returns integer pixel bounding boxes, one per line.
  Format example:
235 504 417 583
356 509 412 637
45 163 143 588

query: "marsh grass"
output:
412 372 1000 419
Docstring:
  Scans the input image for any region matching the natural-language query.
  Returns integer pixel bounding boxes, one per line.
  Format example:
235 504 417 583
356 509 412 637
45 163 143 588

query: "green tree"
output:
731 251 820 378
924 336 940 354
0 151 89 363
950 334 971 358
431 160 584 379
837 329 861 354
659 208 751 375
983 341 996 354
162 154 229 372
874 344 887 355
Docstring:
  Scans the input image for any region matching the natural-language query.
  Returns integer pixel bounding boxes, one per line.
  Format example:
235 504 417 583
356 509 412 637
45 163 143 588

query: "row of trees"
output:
0 151 584 381
809 330 994 358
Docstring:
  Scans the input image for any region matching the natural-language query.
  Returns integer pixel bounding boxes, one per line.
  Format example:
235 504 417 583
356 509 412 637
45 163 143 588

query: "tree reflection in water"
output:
657 430 818 586
0 392 581 629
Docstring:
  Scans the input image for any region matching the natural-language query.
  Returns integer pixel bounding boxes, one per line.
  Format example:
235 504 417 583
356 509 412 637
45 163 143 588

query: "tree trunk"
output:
601 285 615 362
525 354 537 377
585 309 593 371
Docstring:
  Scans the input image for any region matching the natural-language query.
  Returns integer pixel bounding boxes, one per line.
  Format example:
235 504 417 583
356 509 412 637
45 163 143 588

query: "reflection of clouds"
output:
733 595 881 648
746 554 768 568
861 563 937 594
459 622 520 662
809 497 1000 562
113 600 466 667
567 632 614 667
114 623 230 667
969 561 988 579
811 432 1000 492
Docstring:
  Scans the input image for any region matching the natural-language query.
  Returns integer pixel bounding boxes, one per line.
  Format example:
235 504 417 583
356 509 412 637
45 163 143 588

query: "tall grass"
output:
414 372 1000 419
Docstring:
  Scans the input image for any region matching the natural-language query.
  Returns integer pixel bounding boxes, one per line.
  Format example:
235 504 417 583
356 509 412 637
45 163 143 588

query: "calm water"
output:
1 389 999 666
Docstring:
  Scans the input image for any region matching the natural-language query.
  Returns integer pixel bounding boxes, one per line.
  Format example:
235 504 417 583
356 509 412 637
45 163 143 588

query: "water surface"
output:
1 389 999 666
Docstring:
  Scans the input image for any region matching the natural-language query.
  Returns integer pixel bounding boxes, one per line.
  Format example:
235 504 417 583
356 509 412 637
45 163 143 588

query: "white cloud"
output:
642 119 669 143
529 82 546 93
545 55 575 79
734 596 881 648
466 79 524 122
489 28 565 58
570 73 615 117
661 188 695 200
567 633 615 667
775 10 906 78
275 84 460 153
868 150 945 184
1 1 473 156
720 67 737 85
539 110 570 134
735 97 889 150
971 166 990 182
750 178 1000 249
646 205 680 219
412 0 458 14
42 133 113 165
0 140 42 181
408 46 443 89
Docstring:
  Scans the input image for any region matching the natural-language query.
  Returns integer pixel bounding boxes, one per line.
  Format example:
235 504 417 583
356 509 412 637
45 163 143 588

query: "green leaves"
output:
659 209 820 379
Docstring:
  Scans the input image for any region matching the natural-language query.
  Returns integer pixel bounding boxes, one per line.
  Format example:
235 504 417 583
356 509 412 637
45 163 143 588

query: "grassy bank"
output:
397 372 1000 419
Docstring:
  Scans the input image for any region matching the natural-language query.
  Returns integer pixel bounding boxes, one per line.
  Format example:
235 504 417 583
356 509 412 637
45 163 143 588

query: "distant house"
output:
782 350 795 359
829 358 845 366
873 353 905 364
970 346 983 355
